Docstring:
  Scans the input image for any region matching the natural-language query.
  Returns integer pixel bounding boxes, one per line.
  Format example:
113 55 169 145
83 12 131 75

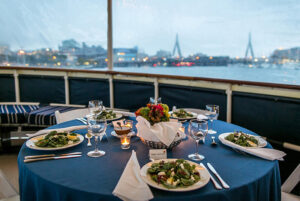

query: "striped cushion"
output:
0 104 39 124
27 106 82 126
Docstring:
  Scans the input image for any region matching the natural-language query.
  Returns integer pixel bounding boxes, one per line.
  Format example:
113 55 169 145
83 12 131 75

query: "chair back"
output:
55 108 89 124
0 169 18 198
281 164 300 193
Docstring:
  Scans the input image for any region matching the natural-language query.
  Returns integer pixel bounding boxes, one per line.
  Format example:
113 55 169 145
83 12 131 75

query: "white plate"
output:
169 110 197 120
218 132 267 149
26 133 84 151
111 130 136 138
100 113 123 122
140 159 210 192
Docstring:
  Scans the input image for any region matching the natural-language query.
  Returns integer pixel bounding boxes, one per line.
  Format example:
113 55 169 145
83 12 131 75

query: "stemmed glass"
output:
205 105 219 135
188 120 208 161
88 100 103 115
87 115 107 158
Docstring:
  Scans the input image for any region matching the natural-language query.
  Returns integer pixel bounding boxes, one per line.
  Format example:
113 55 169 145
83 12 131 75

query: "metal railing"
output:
1 66 300 122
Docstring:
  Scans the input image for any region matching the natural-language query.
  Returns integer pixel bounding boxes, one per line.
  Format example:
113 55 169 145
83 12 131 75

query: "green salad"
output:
172 109 194 118
34 131 79 148
147 159 201 189
225 131 258 147
96 110 117 120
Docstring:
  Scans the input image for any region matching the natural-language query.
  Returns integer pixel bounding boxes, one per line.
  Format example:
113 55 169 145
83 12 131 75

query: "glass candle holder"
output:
120 135 131 150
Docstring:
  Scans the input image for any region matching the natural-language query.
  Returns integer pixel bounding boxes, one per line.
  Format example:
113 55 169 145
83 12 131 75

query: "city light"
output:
209 56 213 60
131 57 135 61
52 56 57 60
57 62 61 66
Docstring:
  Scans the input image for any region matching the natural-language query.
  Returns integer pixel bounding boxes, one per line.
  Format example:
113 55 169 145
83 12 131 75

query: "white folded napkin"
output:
136 116 181 146
113 150 153 201
219 137 286 161
26 125 87 138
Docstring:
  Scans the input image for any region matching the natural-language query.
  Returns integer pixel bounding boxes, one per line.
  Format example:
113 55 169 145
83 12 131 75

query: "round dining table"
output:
18 117 281 201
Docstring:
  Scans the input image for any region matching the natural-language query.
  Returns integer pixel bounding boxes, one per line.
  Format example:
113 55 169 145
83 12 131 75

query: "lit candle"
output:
120 135 131 149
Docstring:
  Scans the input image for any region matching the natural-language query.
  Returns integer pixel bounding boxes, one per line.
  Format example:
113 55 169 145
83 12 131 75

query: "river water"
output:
90 64 300 85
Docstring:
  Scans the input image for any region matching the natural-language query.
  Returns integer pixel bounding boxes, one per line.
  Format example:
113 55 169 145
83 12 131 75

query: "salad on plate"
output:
147 159 201 189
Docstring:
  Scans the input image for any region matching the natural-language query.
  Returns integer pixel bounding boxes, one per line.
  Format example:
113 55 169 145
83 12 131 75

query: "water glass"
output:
87 115 107 158
188 119 208 161
88 100 103 115
205 105 219 134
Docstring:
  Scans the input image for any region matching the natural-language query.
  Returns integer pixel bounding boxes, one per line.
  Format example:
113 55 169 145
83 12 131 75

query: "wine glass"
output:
205 105 219 135
88 100 103 115
87 115 107 158
188 119 208 161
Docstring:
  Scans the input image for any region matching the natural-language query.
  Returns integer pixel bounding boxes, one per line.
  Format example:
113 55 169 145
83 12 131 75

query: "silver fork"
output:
76 118 87 125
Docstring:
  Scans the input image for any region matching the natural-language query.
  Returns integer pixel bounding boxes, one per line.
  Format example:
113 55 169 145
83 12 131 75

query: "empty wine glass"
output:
88 100 103 115
205 105 219 135
188 119 208 161
87 115 107 158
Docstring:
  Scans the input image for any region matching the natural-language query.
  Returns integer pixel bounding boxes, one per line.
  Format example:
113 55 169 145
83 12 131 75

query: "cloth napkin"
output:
136 116 181 146
26 125 87 138
219 137 286 161
113 151 153 201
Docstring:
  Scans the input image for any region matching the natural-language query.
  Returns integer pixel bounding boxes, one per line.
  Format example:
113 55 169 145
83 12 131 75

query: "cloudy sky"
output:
0 0 299 57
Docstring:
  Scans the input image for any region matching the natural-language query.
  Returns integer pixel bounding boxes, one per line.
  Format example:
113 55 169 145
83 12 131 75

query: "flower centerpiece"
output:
135 103 183 149
135 103 170 125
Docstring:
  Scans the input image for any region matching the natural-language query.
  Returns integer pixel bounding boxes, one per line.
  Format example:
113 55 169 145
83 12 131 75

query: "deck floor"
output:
0 153 19 197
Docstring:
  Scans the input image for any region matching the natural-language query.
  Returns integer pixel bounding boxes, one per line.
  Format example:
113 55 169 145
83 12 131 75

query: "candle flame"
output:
122 137 130 145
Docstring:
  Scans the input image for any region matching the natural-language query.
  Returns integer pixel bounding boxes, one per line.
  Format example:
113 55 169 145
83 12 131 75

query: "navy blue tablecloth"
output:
18 119 281 201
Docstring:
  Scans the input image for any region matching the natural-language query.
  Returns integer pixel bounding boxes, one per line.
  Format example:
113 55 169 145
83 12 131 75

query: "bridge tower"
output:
245 32 255 59
172 33 182 58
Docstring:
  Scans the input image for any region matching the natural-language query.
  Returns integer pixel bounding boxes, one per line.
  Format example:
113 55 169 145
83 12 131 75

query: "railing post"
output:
226 85 232 123
154 77 159 101
14 70 20 103
64 74 70 105
109 75 114 108
107 0 113 71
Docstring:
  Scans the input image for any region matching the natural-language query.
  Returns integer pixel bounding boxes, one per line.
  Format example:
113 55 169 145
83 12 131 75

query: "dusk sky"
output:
0 0 299 57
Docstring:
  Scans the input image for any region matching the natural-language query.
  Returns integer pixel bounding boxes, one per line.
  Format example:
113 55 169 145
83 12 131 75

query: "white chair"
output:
281 164 300 201
55 108 90 124
0 170 19 201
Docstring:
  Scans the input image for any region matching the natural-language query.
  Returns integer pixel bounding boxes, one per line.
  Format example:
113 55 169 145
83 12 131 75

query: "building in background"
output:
113 47 138 62
271 47 300 64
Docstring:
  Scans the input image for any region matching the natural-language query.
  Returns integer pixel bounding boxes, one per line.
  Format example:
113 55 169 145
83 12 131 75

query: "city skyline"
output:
0 0 300 57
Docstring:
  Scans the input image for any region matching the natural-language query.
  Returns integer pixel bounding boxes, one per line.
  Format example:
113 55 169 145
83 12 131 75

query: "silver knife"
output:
24 155 82 163
200 163 222 190
207 163 230 189
25 152 82 160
